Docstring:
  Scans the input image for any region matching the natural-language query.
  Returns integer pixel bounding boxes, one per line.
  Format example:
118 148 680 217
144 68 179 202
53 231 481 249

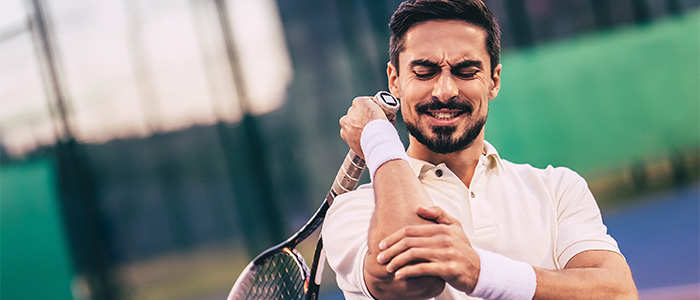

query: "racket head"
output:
228 247 310 300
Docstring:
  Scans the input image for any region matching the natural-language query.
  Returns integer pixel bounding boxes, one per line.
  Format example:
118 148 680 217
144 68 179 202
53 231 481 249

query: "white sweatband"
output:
468 248 537 300
360 119 410 181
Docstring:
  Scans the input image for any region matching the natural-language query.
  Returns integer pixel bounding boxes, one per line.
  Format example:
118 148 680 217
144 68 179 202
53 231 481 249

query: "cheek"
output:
462 78 489 93
461 81 491 105
402 77 434 94
400 104 418 120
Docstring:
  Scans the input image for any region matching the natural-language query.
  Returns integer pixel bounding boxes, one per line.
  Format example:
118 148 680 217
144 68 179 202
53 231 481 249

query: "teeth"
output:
430 111 458 119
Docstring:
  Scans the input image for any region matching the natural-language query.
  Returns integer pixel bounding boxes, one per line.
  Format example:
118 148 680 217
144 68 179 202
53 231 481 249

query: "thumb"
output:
416 206 457 225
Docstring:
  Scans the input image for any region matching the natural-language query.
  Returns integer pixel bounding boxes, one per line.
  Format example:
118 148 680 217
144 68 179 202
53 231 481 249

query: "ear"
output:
488 63 502 100
387 62 400 98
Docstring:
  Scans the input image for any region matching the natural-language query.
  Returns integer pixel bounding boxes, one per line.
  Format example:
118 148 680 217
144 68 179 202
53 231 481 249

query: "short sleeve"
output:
551 167 621 267
321 185 376 299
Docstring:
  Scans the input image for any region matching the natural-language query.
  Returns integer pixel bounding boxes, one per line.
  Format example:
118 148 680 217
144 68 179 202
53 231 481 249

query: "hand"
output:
339 96 388 158
376 206 481 293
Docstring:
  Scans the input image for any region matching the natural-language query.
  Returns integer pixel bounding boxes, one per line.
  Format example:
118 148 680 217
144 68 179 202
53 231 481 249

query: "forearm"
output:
534 251 638 300
364 160 446 299
370 160 434 244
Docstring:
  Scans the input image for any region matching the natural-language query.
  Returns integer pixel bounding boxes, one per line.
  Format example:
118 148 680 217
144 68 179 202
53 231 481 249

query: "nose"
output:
431 71 459 102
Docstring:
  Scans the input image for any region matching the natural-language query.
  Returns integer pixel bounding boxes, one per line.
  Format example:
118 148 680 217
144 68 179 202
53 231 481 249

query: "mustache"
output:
415 99 473 114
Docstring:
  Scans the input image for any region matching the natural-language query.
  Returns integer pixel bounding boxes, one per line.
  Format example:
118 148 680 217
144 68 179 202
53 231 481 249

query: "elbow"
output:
366 272 446 300
618 282 639 300
401 276 446 299
602 276 637 300
614 272 638 300
613 289 638 300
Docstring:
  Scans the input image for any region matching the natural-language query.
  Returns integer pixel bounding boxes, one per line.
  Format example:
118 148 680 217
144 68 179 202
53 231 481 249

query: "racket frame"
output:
305 91 399 299
228 91 399 300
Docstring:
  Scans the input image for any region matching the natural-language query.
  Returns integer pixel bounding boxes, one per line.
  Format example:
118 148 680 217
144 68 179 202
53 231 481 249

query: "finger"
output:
378 224 449 251
377 234 443 264
353 96 387 121
377 226 457 265
352 96 373 108
385 247 448 273
338 116 348 139
383 235 465 272
377 235 414 264
393 261 451 280
417 206 459 226
393 259 480 293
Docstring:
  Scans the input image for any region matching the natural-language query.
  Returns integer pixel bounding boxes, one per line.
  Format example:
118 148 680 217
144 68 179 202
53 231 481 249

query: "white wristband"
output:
360 119 410 181
468 248 537 300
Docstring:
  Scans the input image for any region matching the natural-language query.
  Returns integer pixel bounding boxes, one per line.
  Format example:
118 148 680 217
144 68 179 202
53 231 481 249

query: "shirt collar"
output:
408 140 505 177
483 140 506 173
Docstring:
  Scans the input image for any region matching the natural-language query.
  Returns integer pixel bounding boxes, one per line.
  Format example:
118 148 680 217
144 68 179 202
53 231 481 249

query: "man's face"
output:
388 20 501 154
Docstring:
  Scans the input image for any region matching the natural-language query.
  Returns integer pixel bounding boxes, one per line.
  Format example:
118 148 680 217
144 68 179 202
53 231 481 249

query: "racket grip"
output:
326 149 366 205
325 91 400 205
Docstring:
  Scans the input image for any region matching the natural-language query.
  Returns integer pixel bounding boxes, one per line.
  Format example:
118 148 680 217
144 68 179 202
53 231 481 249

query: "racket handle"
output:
326 149 365 205
325 91 400 206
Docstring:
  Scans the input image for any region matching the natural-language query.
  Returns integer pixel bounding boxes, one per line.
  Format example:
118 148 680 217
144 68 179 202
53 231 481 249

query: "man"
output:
322 0 638 299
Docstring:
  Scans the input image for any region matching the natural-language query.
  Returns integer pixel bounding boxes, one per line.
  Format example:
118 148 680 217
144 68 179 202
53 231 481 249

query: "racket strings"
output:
245 251 307 300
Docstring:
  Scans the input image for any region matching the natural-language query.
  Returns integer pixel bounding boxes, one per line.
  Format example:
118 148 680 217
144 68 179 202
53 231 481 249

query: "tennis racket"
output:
227 91 400 300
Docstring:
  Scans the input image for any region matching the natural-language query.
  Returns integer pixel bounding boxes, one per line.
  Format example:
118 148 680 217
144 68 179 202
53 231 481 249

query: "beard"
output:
404 99 487 154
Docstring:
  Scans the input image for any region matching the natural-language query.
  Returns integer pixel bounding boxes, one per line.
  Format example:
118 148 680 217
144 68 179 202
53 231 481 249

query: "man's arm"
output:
377 205 638 300
339 97 447 299
534 250 638 299
364 161 447 299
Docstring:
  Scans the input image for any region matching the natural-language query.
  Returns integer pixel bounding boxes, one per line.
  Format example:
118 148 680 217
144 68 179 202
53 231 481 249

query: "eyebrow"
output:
451 60 483 69
409 59 439 68
409 59 483 69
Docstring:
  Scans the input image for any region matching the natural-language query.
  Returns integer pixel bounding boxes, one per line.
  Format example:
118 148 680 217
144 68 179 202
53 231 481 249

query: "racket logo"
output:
377 91 398 107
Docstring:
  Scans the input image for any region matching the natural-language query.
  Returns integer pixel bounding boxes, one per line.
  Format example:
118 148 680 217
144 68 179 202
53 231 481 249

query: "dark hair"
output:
389 0 501 75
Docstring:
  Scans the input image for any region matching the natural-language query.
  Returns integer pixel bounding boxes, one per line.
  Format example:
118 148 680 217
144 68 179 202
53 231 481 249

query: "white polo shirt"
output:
321 141 620 300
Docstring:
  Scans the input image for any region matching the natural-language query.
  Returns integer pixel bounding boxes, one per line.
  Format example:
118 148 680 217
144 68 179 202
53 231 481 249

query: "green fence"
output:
488 10 699 173
1 158 74 300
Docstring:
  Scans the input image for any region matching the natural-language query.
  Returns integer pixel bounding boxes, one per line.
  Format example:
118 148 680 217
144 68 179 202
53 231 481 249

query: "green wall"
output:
487 10 699 174
1 158 75 300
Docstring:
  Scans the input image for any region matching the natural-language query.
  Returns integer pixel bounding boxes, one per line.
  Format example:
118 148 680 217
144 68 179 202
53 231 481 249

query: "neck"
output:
406 131 486 188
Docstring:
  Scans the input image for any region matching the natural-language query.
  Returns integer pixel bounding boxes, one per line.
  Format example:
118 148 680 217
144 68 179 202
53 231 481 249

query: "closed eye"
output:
410 60 440 80
453 69 478 79
450 60 482 79
412 65 439 80
414 70 438 80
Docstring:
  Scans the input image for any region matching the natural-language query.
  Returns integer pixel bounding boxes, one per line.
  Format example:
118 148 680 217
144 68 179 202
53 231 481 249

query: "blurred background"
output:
1 0 698 299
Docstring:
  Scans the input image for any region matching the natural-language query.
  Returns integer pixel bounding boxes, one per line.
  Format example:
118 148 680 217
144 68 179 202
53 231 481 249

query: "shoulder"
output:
501 159 584 183
326 183 375 222
485 141 585 186
323 182 375 247
500 159 590 201
332 182 375 204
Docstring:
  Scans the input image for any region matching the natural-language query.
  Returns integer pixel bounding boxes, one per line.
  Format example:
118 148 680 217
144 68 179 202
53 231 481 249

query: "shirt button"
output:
470 192 476 198
435 169 443 177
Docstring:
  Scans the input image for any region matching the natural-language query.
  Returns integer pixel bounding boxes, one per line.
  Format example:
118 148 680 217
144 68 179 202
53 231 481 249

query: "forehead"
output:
401 20 489 67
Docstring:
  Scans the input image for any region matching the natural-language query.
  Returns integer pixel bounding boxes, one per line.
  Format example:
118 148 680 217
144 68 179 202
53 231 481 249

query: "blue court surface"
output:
324 184 700 300
605 184 700 299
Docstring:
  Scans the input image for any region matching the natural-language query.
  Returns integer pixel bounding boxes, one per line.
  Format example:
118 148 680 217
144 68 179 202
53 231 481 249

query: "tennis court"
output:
606 184 700 299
